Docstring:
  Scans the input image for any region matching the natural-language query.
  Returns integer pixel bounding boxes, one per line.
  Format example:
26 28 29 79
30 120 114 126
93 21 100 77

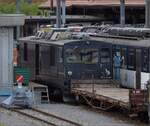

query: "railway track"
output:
1 106 82 126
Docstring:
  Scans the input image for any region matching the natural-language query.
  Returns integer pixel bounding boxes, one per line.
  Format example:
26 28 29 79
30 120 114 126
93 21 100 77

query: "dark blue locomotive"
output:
18 28 113 100
18 27 150 100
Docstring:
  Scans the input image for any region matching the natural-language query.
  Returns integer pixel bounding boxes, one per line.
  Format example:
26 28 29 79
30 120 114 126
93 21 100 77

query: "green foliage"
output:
0 123 5 126
20 0 40 15
0 0 40 15
0 3 16 14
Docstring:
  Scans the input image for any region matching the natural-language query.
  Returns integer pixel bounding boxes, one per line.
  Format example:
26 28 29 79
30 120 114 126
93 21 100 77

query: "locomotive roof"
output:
19 35 150 48
90 36 150 48
19 36 79 46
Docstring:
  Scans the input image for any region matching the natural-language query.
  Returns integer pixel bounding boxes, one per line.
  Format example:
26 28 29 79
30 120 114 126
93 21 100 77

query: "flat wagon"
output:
71 79 147 114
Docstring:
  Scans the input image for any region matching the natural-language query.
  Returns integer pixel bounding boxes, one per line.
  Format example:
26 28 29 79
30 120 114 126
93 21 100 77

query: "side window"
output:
24 43 28 61
100 48 111 63
142 49 149 72
127 48 136 70
58 47 63 63
50 46 56 66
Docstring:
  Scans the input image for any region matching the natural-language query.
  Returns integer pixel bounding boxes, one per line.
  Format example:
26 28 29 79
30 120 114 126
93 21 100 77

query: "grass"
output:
0 123 5 126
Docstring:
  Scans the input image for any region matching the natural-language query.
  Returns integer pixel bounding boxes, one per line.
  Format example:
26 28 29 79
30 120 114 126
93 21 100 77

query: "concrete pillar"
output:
62 0 66 27
56 0 61 28
120 0 125 27
145 0 150 28
0 14 24 96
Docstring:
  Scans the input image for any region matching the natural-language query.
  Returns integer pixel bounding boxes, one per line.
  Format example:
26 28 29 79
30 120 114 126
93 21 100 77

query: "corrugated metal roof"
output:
39 0 145 8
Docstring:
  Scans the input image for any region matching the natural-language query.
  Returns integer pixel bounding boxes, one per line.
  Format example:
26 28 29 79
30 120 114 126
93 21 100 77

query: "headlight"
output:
68 71 72 76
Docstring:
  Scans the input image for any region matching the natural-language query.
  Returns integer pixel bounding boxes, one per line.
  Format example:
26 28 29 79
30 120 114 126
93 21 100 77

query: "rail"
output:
0 106 82 126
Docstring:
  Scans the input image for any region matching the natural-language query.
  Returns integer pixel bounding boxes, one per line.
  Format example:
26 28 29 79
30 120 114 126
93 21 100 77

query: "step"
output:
41 100 49 103
31 82 50 104
41 96 49 98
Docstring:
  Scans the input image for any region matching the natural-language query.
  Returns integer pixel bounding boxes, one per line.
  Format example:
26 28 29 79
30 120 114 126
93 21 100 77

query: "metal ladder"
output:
41 87 50 104
31 83 50 105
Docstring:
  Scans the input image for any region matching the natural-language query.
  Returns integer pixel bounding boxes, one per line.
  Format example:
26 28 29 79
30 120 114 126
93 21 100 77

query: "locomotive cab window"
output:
65 48 98 64
100 48 111 63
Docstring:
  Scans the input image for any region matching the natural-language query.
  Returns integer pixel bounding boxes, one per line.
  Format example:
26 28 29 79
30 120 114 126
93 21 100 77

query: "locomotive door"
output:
39 45 51 75
99 47 112 79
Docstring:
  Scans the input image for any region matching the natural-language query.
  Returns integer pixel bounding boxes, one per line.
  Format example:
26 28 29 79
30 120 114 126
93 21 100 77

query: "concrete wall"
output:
0 28 13 95
0 14 24 95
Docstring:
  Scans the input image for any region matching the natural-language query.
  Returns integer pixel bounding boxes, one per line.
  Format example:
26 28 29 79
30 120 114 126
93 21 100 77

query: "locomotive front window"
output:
65 48 98 64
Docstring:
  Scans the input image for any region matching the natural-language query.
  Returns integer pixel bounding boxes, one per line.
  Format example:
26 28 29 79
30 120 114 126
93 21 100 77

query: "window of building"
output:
24 43 28 61
50 46 56 66
127 48 136 70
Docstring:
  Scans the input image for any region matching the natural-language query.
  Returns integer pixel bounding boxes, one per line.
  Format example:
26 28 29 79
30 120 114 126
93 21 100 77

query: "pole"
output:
145 0 150 28
120 0 125 27
51 0 54 11
16 0 21 39
62 0 66 27
92 74 95 94
148 39 150 123
136 49 141 89
16 0 20 14
56 0 61 28
147 81 150 123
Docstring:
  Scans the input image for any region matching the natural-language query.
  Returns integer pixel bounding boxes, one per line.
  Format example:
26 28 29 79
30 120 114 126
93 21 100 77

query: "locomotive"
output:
18 26 150 100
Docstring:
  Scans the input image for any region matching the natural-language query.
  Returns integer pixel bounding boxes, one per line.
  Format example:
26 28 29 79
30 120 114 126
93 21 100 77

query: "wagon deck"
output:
71 80 130 109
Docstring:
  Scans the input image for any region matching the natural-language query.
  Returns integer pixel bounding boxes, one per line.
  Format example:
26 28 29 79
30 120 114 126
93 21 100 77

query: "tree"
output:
0 0 40 15
20 0 40 15
0 3 16 14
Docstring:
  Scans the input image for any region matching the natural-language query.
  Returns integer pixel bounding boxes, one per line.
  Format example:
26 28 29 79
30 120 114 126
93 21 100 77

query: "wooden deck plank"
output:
72 86 129 103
